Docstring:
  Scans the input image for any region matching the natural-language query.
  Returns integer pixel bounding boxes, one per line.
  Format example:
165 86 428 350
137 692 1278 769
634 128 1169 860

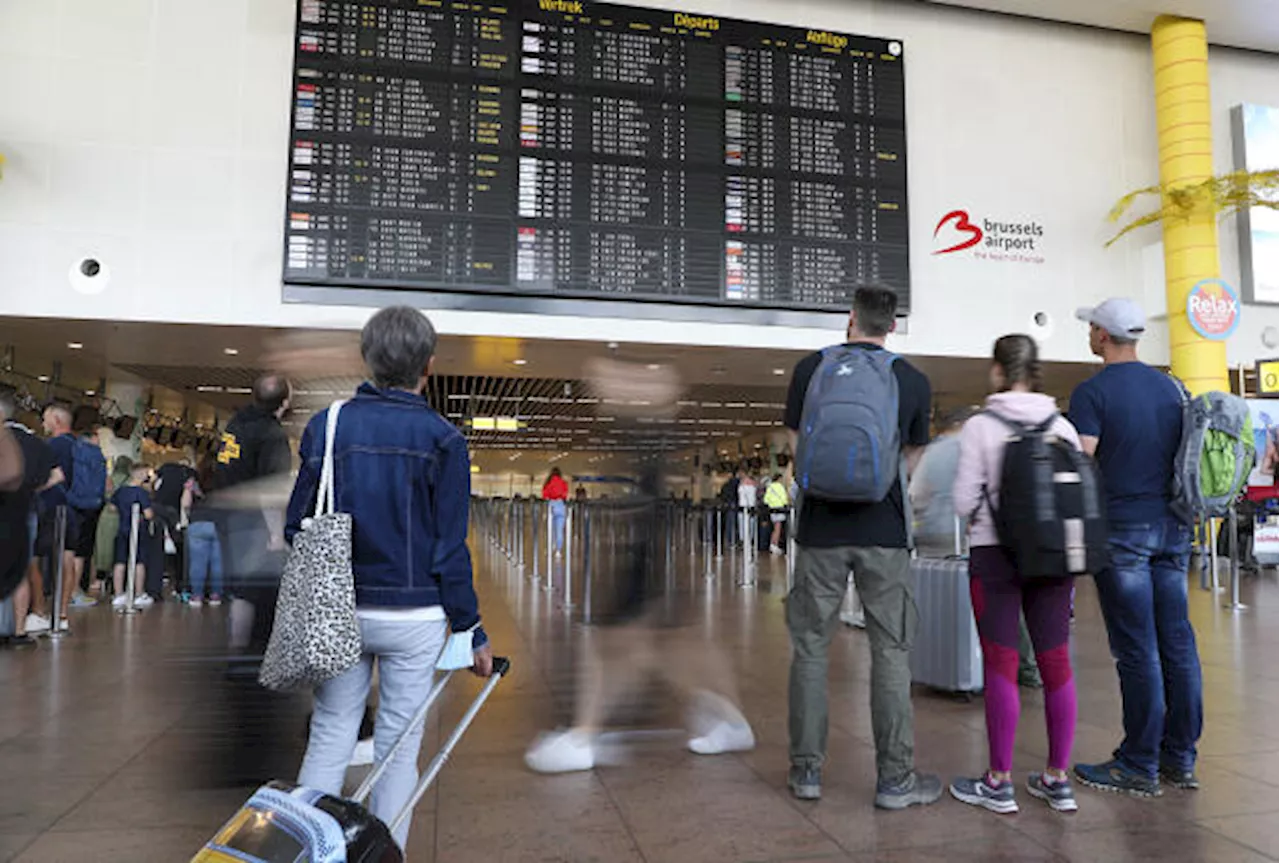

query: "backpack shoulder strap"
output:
1032 412 1061 434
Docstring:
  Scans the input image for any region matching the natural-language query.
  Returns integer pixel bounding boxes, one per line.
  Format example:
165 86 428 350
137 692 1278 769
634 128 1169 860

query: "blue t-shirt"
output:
112 486 151 535
39 433 76 510
1068 362 1183 524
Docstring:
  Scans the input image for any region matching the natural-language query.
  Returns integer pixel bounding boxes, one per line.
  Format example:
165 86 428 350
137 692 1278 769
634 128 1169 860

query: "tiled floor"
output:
0 537 1276 862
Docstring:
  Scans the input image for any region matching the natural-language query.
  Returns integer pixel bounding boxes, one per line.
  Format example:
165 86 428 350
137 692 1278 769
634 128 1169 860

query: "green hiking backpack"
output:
1169 378 1256 524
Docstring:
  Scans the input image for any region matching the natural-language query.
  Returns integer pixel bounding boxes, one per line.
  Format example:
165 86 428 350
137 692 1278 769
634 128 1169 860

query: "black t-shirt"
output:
212 406 292 492
1 422 54 597
153 462 195 511
784 343 932 549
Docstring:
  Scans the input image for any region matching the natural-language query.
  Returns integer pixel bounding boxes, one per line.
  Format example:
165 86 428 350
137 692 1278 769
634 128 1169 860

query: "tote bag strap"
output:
313 400 347 520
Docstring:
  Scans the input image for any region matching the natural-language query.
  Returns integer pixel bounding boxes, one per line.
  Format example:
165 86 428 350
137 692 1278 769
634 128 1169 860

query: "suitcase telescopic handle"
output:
388 657 512 834
351 657 513 807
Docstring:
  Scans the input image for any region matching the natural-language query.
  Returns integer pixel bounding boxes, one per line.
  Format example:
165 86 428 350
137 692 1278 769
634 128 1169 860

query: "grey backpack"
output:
796 346 901 503
1169 379 1256 524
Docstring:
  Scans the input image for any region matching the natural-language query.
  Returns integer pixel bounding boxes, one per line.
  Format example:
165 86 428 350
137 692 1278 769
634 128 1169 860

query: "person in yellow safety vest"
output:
765 474 790 555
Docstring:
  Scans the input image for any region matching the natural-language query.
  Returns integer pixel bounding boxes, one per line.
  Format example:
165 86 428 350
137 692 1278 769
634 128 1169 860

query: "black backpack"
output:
984 411 1108 578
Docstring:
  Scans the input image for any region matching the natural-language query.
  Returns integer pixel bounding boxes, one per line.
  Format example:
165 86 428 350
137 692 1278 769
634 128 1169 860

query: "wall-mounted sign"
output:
1258 358 1279 396
932 209 1044 264
1186 278 1241 340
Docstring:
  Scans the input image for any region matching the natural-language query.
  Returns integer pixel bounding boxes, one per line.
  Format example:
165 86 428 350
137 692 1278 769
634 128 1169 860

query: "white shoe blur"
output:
687 691 755 756
111 594 129 609
689 719 756 755
133 594 155 609
769 544 783 556
25 614 51 634
349 738 375 767
525 730 595 773
188 596 203 608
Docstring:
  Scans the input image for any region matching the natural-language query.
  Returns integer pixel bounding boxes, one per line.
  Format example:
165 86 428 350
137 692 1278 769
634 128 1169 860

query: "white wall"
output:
0 0 1275 365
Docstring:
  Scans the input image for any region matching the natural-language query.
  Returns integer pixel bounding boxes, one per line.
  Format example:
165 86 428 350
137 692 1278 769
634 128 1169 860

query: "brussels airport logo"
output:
933 209 1045 264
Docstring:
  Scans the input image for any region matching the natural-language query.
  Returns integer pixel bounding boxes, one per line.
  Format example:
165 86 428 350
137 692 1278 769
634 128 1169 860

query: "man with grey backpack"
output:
783 285 941 809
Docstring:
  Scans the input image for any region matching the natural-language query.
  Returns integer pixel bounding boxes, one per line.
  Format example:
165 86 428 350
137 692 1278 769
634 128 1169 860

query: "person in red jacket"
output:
542 467 569 555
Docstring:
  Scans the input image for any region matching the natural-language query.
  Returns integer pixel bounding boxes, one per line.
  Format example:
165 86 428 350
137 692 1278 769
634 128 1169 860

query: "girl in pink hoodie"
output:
949 334 1082 816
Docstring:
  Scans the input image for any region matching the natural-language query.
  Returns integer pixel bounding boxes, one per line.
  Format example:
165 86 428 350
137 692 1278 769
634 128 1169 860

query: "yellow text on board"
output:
1258 359 1279 397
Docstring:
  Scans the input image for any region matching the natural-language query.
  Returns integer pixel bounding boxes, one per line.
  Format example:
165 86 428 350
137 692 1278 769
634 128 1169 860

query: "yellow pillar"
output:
1151 16 1229 395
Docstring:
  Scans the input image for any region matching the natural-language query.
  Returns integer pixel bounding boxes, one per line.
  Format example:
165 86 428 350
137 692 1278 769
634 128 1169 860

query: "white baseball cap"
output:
1075 298 1146 339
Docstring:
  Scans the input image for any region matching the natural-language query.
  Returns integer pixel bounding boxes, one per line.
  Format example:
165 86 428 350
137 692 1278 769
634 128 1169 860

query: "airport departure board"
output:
283 0 909 313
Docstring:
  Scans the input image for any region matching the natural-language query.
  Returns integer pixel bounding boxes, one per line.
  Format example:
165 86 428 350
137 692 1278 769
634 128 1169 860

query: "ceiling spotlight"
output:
37 375 49 382
512 358 528 366
772 368 786 375
646 363 661 371
67 342 83 350
84 390 96 396
223 347 239 356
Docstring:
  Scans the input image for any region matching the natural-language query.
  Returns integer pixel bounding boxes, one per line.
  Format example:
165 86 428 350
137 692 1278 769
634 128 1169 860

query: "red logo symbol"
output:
933 210 984 255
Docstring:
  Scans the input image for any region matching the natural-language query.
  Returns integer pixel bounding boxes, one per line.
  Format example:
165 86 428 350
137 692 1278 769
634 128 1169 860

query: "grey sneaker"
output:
1159 764 1200 790
949 774 1018 814
1027 772 1079 812
788 765 822 801
875 771 944 810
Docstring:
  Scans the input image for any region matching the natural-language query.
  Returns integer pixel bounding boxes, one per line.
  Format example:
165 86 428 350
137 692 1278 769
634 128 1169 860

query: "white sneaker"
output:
188 597 203 608
349 738 375 767
57 618 69 632
133 594 155 609
525 730 595 774
25 614 51 634
769 544 783 556
111 594 129 609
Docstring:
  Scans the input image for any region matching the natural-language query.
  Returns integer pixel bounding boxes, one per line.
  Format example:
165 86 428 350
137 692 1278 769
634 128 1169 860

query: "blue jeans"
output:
298 615 448 851
1094 516 1202 778
550 500 566 552
186 521 223 598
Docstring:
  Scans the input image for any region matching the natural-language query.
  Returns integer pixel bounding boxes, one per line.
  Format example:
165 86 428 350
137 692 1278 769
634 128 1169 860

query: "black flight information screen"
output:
283 0 909 314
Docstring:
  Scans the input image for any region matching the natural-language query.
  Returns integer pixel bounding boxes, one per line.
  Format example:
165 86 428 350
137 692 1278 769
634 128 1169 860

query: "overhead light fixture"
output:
37 375 49 382
84 389 96 396
67 342 83 350
223 347 239 355
512 358 527 366
772 368 786 375
646 363 661 370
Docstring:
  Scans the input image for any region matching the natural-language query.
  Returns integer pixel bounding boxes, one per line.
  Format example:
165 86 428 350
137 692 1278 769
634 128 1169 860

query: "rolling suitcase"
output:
192 656 511 863
909 519 983 697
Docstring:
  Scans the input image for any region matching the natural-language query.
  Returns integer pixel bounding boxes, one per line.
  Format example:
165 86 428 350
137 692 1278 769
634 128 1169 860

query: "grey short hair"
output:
361 306 438 389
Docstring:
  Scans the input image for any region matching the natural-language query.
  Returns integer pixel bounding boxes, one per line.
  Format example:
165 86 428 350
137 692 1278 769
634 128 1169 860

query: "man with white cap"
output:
1068 298 1202 798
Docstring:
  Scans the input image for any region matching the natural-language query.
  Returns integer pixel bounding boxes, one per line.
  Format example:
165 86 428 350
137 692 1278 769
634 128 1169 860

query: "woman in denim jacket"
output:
286 306 493 852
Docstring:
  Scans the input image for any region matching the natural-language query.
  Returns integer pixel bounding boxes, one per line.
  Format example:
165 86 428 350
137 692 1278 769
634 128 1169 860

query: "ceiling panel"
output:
922 0 1279 52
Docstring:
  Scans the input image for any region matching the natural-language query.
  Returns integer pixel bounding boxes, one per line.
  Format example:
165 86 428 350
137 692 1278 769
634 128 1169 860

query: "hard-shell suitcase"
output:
191 657 511 863
909 519 983 696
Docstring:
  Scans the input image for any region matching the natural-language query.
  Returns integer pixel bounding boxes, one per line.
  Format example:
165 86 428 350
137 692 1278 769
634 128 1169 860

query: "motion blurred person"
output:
213 374 294 654
289 306 493 853
525 357 755 774
911 408 1041 689
543 466 569 556
67 419 105 607
737 467 758 551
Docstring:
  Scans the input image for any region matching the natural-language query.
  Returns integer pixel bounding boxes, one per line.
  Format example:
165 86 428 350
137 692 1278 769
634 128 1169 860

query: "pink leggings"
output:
969 547 1077 773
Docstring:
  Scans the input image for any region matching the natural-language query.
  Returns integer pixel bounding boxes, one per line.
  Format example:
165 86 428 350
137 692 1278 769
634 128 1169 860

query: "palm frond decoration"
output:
1106 168 1278 247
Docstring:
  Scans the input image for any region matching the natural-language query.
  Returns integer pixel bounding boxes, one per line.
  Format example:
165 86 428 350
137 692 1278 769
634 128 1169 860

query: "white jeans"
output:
298 615 448 850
